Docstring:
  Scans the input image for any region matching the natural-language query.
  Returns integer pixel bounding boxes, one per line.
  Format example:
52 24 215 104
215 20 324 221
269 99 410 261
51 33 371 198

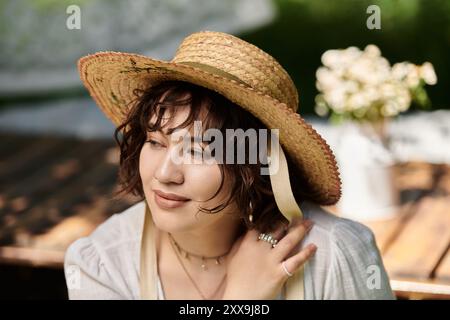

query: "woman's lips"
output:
153 189 190 209
153 189 190 201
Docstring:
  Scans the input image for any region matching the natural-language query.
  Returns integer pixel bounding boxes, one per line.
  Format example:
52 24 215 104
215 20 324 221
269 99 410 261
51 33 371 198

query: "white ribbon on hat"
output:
266 132 304 223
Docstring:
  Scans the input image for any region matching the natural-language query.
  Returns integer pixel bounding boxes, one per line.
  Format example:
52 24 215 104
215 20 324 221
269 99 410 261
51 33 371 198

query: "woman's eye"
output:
147 139 164 148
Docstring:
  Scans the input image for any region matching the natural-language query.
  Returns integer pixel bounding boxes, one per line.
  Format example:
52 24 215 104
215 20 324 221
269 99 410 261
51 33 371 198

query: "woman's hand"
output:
222 217 317 300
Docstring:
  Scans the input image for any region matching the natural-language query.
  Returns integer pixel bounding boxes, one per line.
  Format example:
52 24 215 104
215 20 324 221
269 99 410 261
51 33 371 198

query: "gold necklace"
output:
168 233 227 299
168 232 230 270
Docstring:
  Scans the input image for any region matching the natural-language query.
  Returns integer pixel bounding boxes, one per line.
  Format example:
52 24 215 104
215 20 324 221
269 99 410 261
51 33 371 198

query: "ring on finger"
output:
281 261 293 277
258 233 279 248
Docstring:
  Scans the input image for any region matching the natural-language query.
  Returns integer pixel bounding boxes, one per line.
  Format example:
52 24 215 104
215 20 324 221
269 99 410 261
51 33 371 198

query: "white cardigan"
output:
64 200 395 300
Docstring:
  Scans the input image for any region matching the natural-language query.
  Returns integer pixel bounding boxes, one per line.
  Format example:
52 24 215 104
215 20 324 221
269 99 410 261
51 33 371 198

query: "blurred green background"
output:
1 0 448 115
240 0 450 114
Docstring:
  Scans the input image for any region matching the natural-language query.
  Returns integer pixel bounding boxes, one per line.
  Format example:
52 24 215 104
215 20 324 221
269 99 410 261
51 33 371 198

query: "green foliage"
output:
239 0 450 114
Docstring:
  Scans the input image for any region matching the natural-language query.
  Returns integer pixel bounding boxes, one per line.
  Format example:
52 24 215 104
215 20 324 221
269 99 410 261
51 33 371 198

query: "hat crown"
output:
171 31 299 111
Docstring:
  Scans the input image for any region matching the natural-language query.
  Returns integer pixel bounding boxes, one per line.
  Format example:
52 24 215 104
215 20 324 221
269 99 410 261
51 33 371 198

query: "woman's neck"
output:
166 216 244 259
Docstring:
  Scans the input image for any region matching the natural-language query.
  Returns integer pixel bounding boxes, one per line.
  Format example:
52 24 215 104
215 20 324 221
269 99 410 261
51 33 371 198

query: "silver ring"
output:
258 233 278 248
282 261 293 277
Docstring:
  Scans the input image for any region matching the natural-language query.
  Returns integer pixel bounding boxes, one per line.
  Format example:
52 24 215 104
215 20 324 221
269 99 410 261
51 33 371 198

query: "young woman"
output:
64 31 395 300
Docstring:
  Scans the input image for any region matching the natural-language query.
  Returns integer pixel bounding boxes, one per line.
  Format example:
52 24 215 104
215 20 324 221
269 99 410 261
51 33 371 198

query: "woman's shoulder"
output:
302 200 376 248
302 199 381 271
301 200 395 299
66 201 144 253
68 200 146 256
92 200 146 244
64 200 146 299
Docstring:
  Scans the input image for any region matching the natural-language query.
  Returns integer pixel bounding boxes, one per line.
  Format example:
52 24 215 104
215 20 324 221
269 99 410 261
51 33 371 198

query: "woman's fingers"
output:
258 221 288 248
271 221 289 241
272 218 314 261
280 243 317 279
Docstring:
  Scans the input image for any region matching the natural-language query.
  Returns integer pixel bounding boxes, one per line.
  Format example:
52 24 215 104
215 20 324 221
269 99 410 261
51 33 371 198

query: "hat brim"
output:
78 51 341 205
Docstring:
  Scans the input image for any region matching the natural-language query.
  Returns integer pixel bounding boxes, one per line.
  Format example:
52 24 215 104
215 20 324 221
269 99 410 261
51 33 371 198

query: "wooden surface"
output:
324 162 450 299
1 133 449 299
0 133 140 268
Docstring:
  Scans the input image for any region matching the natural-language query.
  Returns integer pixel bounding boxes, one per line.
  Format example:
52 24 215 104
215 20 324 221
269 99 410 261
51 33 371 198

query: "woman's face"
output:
139 102 237 233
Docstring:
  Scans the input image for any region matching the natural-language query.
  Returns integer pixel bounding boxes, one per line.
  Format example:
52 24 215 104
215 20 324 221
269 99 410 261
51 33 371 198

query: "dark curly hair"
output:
113 80 306 233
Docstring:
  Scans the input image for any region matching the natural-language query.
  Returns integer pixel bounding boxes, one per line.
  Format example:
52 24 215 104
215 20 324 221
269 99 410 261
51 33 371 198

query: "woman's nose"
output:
153 148 184 184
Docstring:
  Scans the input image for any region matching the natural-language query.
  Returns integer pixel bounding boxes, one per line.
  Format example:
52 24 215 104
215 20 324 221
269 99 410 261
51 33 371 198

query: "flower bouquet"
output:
314 45 437 220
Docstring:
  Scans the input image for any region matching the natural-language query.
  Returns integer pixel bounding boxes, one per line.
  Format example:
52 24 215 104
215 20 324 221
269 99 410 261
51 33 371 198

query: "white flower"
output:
321 49 341 68
347 92 368 111
344 80 359 94
379 82 397 98
321 46 361 69
348 56 390 86
395 85 411 112
315 44 436 119
324 87 348 112
364 44 381 58
316 67 340 91
420 62 437 85
391 62 410 80
381 101 398 117
392 62 420 88
406 69 421 88
362 87 380 104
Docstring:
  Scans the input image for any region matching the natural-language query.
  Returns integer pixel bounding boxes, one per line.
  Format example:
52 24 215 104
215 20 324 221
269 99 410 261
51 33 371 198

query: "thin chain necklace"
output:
168 232 230 270
168 232 227 300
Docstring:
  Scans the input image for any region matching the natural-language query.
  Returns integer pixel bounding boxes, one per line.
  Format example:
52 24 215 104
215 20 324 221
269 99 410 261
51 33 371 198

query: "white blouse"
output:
64 200 395 300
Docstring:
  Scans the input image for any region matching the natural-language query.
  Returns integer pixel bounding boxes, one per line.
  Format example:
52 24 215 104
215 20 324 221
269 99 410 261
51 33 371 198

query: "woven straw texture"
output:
78 31 341 205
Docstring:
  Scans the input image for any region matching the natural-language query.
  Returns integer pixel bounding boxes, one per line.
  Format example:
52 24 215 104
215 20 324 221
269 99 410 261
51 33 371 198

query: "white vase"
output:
334 119 400 221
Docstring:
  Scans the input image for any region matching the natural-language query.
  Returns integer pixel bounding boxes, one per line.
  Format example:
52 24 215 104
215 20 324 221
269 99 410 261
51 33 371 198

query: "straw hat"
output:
78 30 341 207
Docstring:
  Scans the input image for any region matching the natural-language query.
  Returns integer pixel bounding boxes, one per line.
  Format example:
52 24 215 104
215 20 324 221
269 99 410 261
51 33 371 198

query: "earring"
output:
249 201 254 223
